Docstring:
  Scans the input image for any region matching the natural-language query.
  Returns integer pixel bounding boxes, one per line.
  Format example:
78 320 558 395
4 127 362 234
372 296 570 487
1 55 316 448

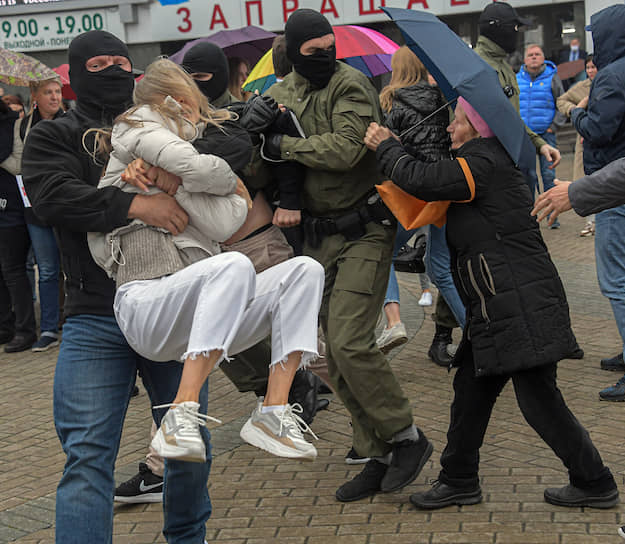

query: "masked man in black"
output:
21 31 213 543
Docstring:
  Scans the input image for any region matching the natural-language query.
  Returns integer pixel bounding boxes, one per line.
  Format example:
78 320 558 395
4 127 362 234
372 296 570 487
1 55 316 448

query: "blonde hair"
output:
83 58 233 164
379 46 429 112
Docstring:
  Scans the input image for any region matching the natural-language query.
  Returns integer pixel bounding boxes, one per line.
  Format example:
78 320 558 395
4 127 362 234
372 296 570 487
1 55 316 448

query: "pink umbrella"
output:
334 25 399 77
52 64 76 100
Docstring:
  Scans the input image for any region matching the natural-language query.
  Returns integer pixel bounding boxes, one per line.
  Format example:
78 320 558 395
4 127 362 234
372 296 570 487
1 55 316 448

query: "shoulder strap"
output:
454 157 476 203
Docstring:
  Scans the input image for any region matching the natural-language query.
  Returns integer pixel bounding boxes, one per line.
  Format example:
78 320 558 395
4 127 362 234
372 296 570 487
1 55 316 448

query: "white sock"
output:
261 404 286 414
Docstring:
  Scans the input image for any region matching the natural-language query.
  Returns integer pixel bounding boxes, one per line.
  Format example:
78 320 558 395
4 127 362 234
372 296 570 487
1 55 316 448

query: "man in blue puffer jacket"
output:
517 44 566 220
570 3 625 402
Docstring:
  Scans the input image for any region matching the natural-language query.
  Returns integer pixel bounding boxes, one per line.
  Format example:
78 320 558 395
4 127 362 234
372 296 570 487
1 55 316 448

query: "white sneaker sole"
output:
114 492 163 504
150 431 206 463
240 418 317 461
378 335 408 354
618 526 625 539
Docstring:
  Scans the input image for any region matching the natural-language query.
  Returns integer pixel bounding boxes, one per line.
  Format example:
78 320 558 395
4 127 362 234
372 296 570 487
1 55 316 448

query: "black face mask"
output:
68 30 134 119
285 9 336 89
480 21 519 54
182 42 229 102
292 46 336 89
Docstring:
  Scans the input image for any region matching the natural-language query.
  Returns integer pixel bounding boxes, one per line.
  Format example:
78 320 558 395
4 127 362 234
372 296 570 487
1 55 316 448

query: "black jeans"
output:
439 351 616 493
0 225 36 338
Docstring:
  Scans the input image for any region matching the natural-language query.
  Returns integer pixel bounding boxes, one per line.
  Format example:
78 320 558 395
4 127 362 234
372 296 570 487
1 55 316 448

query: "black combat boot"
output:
428 324 453 367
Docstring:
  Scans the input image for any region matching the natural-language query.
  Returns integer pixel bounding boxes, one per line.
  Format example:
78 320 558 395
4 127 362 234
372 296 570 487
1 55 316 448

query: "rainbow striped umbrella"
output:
243 25 399 93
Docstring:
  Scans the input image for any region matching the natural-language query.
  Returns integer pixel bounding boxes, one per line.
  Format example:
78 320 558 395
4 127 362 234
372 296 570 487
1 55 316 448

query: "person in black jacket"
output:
376 46 464 364
21 31 213 544
0 99 36 353
365 96 618 510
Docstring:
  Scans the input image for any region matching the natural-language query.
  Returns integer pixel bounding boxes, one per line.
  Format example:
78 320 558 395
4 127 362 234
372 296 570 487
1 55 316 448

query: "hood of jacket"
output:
590 4 625 69
393 82 447 117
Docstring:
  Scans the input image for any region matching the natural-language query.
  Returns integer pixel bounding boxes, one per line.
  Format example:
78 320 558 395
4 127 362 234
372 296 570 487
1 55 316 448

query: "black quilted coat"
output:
376 136 577 377
384 82 450 162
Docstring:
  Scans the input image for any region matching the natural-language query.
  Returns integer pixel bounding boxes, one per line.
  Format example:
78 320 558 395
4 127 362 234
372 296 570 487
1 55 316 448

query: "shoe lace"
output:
153 403 222 429
279 403 318 441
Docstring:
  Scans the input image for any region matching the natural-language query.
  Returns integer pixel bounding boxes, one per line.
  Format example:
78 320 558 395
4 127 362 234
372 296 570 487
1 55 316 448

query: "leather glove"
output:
271 108 304 137
238 94 279 134
261 133 283 161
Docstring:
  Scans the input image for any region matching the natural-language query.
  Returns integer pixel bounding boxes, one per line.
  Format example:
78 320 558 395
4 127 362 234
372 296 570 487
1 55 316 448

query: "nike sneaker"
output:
150 401 220 463
240 403 317 460
114 462 163 504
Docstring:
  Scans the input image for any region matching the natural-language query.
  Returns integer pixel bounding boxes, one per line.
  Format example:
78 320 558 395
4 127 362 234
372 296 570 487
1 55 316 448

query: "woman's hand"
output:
147 166 182 196
531 179 573 225
364 123 398 152
576 96 589 109
121 158 153 192
235 177 253 210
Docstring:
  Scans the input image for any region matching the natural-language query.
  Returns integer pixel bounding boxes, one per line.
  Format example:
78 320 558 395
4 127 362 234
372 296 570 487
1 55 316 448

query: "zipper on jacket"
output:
479 253 496 295
467 258 490 327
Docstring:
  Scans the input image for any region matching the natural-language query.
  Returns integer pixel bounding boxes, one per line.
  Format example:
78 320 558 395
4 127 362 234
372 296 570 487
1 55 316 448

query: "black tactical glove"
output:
238 94 279 134
261 132 283 161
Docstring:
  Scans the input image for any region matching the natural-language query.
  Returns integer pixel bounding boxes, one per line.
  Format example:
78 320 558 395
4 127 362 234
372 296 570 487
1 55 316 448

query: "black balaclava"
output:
182 42 229 102
68 30 135 120
479 2 521 54
285 9 336 89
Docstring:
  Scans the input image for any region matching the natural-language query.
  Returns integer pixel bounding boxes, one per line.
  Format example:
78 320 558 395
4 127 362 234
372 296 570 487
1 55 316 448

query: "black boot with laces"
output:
335 460 388 502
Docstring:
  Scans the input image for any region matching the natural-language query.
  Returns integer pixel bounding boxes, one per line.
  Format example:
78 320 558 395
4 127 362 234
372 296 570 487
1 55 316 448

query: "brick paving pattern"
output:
2 155 625 543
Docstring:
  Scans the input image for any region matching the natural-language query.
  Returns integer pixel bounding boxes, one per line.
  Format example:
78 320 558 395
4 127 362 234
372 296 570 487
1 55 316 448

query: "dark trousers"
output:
440 352 616 493
0 225 36 338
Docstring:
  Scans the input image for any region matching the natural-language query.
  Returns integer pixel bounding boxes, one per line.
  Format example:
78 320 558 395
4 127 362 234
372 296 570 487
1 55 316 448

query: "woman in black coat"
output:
365 97 618 510
0 99 36 352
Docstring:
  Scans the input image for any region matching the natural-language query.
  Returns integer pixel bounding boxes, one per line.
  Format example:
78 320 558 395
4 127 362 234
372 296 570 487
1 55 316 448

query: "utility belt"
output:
303 192 396 248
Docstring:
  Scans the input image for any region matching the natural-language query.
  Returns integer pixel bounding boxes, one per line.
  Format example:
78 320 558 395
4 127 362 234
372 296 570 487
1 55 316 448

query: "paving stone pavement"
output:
2 155 625 543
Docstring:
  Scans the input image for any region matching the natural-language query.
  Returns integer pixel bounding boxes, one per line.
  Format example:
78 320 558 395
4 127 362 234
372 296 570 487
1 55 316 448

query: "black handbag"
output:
393 234 426 274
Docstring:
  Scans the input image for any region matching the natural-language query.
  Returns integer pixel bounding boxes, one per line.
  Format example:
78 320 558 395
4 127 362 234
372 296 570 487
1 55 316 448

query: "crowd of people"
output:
2 2 625 542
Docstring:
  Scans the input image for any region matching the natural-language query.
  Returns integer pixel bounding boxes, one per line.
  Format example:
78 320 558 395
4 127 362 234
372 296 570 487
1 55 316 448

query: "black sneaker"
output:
335 460 388 502
4 334 36 353
380 431 433 493
544 484 619 509
114 463 163 504
410 480 482 509
345 447 371 465
31 332 60 352
428 325 453 367
601 353 625 372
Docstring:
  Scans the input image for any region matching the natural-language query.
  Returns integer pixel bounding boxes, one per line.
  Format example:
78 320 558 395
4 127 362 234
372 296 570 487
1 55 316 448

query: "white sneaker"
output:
376 322 408 353
150 402 220 463
240 403 318 460
418 291 433 306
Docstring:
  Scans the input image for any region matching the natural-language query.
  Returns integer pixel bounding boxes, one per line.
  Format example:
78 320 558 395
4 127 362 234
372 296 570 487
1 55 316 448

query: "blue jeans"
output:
27 224 60 333
595 206 625 357
425 224 466 329
526 130 557 199
54 315 211 544
384 224 429 306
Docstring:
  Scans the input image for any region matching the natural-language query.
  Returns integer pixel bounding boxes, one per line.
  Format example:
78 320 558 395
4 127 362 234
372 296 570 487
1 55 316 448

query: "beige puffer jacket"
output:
88 102 248 283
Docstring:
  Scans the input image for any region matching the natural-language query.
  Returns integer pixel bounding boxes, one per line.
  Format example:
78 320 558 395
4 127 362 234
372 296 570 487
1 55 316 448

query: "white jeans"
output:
114 252 324 368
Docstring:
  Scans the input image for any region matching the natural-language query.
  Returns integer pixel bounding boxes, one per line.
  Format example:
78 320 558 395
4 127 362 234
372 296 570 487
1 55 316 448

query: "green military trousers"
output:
306 221 414 457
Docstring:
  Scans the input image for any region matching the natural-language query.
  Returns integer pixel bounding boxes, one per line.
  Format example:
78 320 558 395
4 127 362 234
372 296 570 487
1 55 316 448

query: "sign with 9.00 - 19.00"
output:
1 9 107 51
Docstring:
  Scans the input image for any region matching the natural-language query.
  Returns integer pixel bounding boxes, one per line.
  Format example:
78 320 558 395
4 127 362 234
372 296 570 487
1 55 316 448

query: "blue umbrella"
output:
383 7 535 172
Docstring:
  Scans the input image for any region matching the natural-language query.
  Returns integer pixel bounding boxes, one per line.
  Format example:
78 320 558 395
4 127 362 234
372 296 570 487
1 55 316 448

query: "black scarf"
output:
285 9 336 89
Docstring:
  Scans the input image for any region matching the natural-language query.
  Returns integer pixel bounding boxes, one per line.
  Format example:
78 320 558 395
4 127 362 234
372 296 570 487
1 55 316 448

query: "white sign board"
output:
148 0 572 42
1 6 122 50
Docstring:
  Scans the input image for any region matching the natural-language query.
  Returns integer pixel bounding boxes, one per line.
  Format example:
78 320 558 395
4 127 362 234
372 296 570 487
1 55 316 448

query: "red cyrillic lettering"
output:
210 4 228 30
359 0 385 15
246 0 264 26
320 0 339 18
283 0 299 22
407 0 429 8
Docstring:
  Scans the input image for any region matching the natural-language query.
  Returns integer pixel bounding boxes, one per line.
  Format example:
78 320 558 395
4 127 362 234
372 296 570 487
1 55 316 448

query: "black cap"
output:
479 2 532 27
